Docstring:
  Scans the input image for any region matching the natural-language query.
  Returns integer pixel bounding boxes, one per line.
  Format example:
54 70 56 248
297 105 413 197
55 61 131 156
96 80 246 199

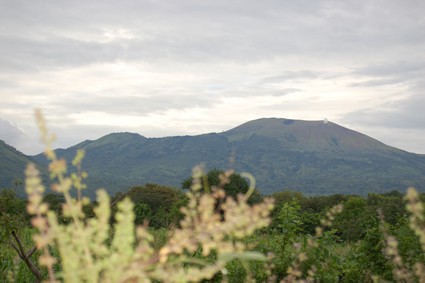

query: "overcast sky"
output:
0 0 425 155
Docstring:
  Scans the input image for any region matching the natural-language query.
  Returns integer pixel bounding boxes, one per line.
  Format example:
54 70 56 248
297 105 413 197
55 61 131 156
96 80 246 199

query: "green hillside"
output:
0 140 44 196
30 118 425 196
223 118 425 194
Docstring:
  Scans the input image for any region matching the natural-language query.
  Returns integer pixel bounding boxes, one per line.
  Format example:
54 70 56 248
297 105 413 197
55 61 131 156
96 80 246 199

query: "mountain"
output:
0 140 45 197
30 118 425 197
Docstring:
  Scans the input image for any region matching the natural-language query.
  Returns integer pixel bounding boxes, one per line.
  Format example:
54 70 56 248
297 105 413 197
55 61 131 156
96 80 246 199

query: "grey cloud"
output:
342 94 425 130
349 61 425 93
0 118 41 154
2 0 424 70
353 61 425 78
267 88 301 97
49 92 217 115
350 78 406 88
0 79 19 89
0 118 25 142
234 87 301 98
260 71 320 84
0 35 124 72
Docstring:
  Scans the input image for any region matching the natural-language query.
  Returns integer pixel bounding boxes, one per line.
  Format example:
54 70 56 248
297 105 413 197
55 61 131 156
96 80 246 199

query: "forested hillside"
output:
0 140 44 196
29 118 425 196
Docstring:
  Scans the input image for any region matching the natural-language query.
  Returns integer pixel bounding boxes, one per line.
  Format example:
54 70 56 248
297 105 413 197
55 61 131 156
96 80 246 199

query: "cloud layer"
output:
1 0 424 154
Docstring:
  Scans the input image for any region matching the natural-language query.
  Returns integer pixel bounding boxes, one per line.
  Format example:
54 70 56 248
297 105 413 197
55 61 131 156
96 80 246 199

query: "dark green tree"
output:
333 196 376 241
276 200 303 250
182 169 261 203
124 183 187 228
134 202 152 225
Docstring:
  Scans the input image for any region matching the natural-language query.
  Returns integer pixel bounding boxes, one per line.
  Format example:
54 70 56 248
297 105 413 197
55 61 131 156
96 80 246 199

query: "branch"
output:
110 190 130 207
11 231 43 282
8 241 23 257
11 231 25 256
26 246 37 258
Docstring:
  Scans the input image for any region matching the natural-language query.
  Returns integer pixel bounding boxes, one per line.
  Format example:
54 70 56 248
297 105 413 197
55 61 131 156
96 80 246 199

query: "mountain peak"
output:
224 117 388 152
89 132 145 145
228 117 327 130
25 117 425 196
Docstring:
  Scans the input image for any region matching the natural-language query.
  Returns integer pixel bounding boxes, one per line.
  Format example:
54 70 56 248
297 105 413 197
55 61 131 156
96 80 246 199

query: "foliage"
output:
367 191 406 226
133 203 152 225
332 196 376 242
375 187 425 282
355 226 394 281
276 200 303 250
122 183 186 228
182 168 262 204
0 189 29 251
127 183 183 212
0 190 43 282
272 191 305 207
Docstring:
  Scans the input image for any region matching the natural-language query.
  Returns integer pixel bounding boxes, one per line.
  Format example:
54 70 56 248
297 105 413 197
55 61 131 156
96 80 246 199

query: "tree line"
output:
2 168 424 281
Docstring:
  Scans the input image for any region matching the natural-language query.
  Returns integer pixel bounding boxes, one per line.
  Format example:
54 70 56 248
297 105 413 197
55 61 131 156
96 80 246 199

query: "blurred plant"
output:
276 200 303 251
24 109 275 282
378 187 425 282
282 203 344 282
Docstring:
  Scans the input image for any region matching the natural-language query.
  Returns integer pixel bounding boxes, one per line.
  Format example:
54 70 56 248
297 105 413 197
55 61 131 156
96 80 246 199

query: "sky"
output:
0 0 425 155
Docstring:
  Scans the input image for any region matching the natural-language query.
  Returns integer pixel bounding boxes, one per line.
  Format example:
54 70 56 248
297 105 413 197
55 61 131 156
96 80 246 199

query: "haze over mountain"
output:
24 118 425 197
0 118 40 155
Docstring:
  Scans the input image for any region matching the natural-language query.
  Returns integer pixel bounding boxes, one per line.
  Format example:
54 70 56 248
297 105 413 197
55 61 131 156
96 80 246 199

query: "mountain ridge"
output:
27 118 425 197
2 118 425 197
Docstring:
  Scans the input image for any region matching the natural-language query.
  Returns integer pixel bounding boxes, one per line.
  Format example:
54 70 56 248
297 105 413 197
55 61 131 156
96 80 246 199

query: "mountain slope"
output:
224 118 425 194
0 140 44 196
30 118 425 196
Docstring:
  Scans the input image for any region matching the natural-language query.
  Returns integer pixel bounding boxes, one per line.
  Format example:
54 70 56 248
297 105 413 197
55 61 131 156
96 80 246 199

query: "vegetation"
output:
4 184 425 282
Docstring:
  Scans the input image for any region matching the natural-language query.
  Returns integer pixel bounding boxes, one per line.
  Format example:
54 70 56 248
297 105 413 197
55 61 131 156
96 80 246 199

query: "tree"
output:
128 183 183 213
272 190 305 207
182 168 261 203
134 202 152 225
276 200 303 250
333 196 376 241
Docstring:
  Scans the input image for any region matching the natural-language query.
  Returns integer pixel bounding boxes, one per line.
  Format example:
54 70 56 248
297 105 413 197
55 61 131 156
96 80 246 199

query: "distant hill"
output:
29 118 425 197
0 140 45 197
